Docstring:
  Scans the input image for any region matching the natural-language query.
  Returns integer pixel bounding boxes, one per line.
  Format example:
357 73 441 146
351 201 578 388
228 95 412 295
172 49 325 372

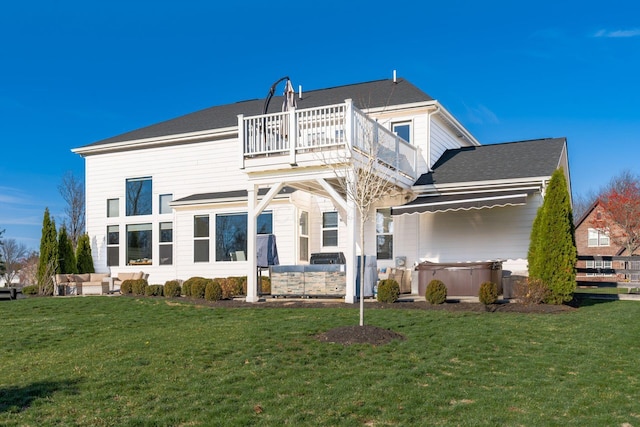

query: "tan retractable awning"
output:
391 190 532 215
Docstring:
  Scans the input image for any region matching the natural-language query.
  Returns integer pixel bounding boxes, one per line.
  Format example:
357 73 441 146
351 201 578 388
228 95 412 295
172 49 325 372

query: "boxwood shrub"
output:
425 279 447 304
120 280 134 295
182 277 206 297
131 279 149 296
377 279 400 303
205 280 223 301
478 281 499 305
164 280 181 298
145 284 164 297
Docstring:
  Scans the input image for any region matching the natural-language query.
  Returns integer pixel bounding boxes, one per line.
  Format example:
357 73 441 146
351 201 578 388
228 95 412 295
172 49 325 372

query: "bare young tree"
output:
327 111 404 326
0 239 28 286
58 171 85 248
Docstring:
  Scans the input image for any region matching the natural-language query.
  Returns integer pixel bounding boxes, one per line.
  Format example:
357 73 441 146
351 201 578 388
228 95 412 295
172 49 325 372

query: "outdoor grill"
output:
309 252 346 265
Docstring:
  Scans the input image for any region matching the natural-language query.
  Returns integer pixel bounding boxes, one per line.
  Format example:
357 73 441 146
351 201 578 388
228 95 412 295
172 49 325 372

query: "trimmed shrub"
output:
377 279 400 303
478 281 499 305
514 277 550 305
120 280 134 295
425 279 447 304
205 280 223 301
22 285 38 295
182 277 206 297
164 280 181 298
215 278 233 299
131 279 149 296
240 276 271 295
145 284 164 297
190 278 208 299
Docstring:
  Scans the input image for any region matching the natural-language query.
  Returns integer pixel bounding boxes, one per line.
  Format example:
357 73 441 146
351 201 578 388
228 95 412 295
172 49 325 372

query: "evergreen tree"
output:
0 229 6 279
37 208 58 293
76 234 95 274
527 169 577 304
527 205 543 280
57 226 77 274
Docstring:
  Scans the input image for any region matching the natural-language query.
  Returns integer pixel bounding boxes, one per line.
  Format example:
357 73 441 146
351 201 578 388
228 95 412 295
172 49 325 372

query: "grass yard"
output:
1 297 639 426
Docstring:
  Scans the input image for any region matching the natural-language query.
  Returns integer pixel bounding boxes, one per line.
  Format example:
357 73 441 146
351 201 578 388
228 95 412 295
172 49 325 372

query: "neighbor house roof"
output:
414 137 567 187
82 78 433 148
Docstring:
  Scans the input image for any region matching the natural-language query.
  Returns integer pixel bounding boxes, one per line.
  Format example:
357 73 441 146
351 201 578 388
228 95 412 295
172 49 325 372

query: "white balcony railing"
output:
239 100 417 180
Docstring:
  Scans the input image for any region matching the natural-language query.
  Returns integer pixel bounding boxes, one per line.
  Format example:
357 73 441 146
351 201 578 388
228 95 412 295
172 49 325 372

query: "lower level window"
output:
159 222 173 265
215 212 272 261
322 212 338 247
127 223 152 265
107 225 119 267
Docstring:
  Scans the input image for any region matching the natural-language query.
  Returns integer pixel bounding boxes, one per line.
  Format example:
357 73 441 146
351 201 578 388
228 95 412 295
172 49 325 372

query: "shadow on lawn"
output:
0 379 81 414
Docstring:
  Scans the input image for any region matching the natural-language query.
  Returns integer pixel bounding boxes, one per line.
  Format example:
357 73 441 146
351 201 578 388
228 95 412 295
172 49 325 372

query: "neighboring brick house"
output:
574 201 639 283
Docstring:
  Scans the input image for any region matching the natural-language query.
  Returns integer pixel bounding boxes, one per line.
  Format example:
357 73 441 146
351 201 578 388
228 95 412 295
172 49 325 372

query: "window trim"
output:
106 225 119 267
159 222 173 265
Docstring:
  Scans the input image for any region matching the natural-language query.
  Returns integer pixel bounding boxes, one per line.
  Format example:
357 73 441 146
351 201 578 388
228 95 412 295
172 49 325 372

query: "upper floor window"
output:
392 122 411 144
126 177 152 216
159 194 173 215
376 208 393 260
588 228 610 247
107 198 119 217
322 211 338 247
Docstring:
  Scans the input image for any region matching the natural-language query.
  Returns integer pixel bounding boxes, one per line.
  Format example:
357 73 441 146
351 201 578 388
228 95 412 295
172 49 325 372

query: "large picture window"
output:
126 177 152 216
376 208 393 260
126 223 152 265
215 212 272 261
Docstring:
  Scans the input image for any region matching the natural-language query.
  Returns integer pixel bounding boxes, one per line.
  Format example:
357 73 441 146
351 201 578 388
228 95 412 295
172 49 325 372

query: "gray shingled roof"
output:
414 137 566 186
172 186 296 205
83 78 433 147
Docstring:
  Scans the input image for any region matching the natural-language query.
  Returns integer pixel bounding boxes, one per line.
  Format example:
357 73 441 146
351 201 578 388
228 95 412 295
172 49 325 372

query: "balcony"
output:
238 100 417 184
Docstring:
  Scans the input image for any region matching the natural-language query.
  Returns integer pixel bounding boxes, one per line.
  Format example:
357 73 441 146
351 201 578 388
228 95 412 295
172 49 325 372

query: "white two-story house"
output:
72 77 570 302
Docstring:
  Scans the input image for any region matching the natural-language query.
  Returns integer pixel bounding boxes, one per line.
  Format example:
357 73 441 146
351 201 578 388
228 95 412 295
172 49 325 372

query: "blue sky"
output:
2 0 639 250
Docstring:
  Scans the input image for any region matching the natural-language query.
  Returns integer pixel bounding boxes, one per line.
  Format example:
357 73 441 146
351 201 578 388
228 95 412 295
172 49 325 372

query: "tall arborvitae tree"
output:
527 205 544 280
528 169 577 304
37 208 58 294
0 229 6 280
57 226 77 274
76 234 95 274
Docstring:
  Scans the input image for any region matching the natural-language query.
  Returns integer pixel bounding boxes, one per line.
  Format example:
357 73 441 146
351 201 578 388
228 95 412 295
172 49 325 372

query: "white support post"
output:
344 99 353 154
246 185 259 302
344 197 357 304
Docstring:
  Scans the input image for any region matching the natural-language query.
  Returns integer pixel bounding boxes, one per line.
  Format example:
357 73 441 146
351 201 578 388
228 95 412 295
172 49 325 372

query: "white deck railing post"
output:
289 109 297 165
238 114 245 169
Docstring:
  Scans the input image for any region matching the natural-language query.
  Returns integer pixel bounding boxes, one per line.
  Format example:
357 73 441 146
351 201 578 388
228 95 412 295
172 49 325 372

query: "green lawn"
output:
1 297 639 426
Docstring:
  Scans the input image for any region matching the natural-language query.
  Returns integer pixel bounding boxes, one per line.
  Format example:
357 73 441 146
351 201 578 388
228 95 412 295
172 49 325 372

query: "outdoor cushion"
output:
90 273 109 282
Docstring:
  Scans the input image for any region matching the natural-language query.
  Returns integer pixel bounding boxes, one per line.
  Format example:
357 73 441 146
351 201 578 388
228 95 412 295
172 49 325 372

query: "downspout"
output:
426 105 440 172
